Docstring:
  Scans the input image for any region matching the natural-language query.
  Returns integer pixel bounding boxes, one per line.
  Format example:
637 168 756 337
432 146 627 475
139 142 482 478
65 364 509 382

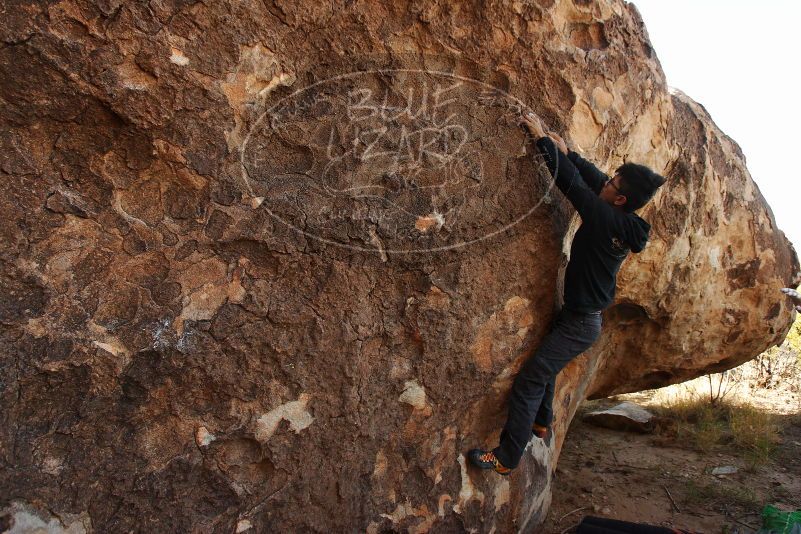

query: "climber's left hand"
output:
520 112 546 138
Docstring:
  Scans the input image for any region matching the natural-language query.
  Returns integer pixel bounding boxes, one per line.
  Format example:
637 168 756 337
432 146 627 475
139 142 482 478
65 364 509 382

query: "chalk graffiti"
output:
239 68 554 254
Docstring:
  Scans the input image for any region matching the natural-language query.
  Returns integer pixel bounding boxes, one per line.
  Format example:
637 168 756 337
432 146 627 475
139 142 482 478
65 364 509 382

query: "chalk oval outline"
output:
238 68 557 254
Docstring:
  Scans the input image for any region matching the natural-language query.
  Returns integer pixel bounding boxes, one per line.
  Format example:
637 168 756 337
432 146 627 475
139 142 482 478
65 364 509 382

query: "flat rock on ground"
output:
584 402 656 433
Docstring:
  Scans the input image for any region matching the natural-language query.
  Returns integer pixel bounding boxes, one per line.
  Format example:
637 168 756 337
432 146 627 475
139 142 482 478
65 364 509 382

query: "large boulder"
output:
1 0 796 532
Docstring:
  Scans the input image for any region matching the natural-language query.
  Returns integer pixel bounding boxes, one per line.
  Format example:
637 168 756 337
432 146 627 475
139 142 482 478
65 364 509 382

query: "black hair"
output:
615 162 666 212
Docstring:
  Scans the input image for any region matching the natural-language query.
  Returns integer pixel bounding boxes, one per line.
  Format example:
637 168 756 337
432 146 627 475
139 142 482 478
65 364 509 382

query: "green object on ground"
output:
762 505 801 534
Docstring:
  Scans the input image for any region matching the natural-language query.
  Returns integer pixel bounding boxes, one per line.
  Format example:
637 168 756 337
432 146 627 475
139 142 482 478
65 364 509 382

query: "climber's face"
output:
601 174 628 209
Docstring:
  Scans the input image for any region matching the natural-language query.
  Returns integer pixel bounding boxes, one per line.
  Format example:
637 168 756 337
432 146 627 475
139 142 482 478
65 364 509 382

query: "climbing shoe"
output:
468 449 511 476
531 423 549 440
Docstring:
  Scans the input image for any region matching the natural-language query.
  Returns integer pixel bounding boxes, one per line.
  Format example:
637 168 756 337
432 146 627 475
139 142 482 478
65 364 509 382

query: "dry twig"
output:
729 516 757 530
662 485 680 513
558 506 589 523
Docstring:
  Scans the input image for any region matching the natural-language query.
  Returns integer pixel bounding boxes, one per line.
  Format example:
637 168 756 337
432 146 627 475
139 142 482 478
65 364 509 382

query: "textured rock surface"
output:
1 0 798 532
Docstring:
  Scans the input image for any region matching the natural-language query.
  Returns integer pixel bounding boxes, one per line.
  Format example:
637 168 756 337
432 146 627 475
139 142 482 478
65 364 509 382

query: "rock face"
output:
1 0 797 532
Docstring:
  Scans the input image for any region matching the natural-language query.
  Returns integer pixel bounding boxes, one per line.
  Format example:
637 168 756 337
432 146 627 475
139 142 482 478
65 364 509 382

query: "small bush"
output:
756 314 801 390
658 394 725 452
656 392 780 465
784 314 801 354
728 403 781 467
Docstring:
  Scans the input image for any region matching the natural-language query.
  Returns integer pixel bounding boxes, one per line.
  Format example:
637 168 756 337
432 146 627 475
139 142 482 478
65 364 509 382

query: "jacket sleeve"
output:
535 136 610 221
567 150 609 194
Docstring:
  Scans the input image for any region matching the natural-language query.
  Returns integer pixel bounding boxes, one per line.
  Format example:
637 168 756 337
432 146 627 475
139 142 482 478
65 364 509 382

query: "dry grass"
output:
684 479 759 509
728 403 782 467
654 393 782 468
619 322 801 467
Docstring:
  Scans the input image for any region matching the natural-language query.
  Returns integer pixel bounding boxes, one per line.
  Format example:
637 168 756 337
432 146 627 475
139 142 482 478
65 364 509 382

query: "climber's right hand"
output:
548 131 569 154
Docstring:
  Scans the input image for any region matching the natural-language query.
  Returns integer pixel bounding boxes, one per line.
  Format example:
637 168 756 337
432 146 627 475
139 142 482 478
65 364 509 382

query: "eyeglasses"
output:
605 178 621 193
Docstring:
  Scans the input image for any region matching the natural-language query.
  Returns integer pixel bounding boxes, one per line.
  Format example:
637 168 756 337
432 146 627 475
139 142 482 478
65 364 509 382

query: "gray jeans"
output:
494 308 602 469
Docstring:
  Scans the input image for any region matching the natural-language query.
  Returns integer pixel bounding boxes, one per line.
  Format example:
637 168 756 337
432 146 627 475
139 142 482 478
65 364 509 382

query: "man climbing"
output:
469 112 666 475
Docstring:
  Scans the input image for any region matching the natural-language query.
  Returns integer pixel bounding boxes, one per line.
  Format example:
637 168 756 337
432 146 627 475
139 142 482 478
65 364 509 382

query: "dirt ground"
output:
540 378 801 534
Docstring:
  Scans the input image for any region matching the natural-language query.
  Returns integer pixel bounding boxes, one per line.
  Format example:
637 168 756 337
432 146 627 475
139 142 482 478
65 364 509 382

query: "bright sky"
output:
632 0 801 251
